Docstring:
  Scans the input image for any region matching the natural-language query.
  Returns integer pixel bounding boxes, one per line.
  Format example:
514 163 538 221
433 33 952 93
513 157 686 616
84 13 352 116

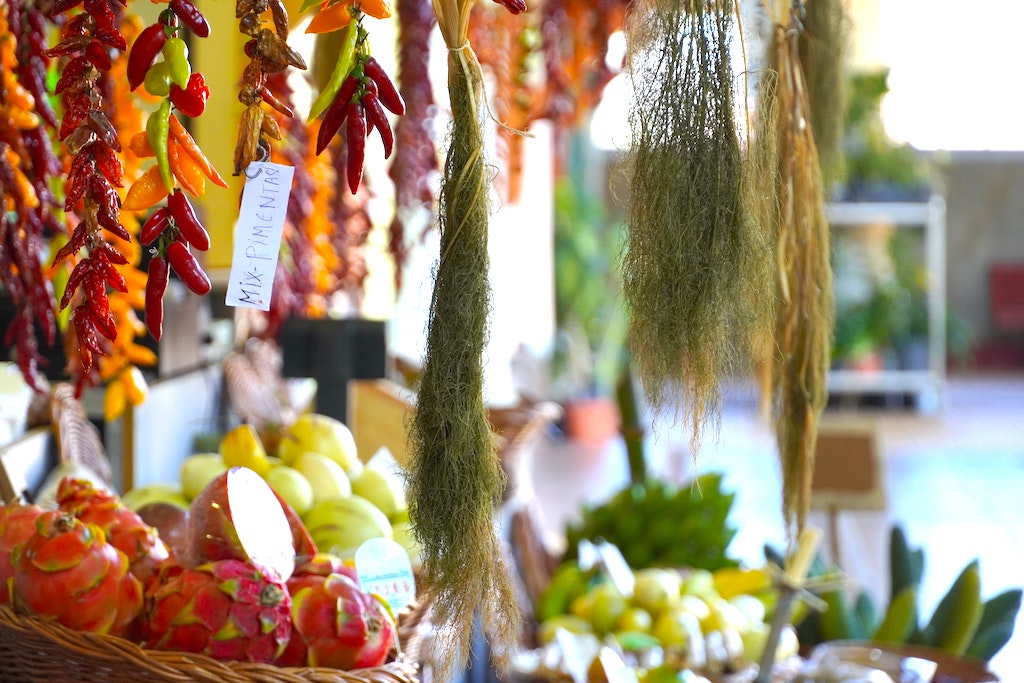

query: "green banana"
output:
853 590 877 638
820 589 860 642
872 585 919 644
889 524 922 602
965 588 1022 662
536 562 588 622
914 560 983 656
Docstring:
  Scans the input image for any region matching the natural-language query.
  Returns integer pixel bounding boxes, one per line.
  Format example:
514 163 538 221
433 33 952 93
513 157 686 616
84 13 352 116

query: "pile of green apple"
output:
533 562 799 679
122 413 419 567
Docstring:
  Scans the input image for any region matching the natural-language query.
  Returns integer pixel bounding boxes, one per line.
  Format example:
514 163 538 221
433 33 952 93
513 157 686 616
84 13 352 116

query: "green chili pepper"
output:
144 60 172 98
162 36 191 90
307 17 360 121
147 98 174 192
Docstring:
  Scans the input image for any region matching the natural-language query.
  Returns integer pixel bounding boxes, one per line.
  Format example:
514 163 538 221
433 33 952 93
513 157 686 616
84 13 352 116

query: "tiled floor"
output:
525 372 1024 680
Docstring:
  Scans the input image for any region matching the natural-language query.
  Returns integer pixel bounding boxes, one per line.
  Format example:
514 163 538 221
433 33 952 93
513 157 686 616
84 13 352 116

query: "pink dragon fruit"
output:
277 572 397 669
142 559 292 663
0 500 43 604
10 510 143 636
56 477 170 585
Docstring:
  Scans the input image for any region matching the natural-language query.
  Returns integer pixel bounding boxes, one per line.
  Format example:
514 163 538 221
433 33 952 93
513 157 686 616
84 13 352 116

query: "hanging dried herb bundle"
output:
621 0 770 452
753 2 835 546
798 0 849 188
407 0 525 679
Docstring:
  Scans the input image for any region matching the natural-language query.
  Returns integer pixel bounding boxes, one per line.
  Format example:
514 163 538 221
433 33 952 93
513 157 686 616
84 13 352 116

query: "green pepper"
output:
147 98 174 192
162 36 191 90
144 60 172 98
307 17 360 121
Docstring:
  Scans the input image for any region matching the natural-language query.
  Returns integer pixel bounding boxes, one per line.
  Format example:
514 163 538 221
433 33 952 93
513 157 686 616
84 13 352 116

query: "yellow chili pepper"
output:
104 379 127 421
122 366 150 405
122 164 170 212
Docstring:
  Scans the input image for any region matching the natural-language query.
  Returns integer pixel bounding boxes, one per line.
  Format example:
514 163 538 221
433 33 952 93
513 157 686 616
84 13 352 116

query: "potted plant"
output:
551 171 629 447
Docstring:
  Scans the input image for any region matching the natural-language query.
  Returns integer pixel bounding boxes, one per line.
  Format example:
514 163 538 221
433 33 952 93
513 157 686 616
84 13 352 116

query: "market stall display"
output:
0 387 425 682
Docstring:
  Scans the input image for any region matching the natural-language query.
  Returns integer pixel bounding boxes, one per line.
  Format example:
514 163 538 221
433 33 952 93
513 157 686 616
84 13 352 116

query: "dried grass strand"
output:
620 0 771 455
407 11 521 682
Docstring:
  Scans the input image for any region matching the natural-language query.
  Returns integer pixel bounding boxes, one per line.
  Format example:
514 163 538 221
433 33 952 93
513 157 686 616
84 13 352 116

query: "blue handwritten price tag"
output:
225 161 294 310
354 538 416 612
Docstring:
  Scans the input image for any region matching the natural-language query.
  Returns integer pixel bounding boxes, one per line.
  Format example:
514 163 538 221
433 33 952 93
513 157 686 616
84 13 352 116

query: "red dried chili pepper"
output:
166 241 211 295
55 56 94 95
345 101 366 194
73 306 105 356
87 111 122 153
127 22 167 91
169 0 210 38
52 222 89 266
84 39 112 70
169 72 209 118
257 84 294 118
315 75 358 156
363 56 405 115
363 88 394 159
59 94 92 140
64 155 96 211
145 256 169 340
62 261 91 310
491 0 526 13
140 207 171 245
92 254 128 293
44 34 90 58
168 188 210 251
93 242 128 266
93 143 124 187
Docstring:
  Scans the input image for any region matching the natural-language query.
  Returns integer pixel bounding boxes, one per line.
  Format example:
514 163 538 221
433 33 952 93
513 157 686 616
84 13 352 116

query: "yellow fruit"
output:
701 597 749 633
676 594 712 623
278 413 362 476
713 567 771 600
180 453 228 500
729 594 767 625
537 615 594 645
292 451 352 503
632 568 683 616
588 583 628 635
350 467 405 519
219 424 271 477
303 494 392 557
265 465 315 516
651 607 702 650
390 520 421 568
120 484 189 511
618 606 653 633
680 569 717 600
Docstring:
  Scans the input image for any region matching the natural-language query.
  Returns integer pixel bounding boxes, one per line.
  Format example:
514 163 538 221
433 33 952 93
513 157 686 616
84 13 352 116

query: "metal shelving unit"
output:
826 195 947 411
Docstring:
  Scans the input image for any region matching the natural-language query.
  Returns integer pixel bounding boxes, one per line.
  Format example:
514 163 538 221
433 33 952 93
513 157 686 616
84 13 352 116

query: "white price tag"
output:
225 161 294 310
354 538 416 612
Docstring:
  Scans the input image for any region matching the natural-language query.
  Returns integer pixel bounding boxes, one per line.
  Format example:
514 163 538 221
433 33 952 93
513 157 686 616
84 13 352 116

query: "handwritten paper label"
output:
354 538 416 612
225 162 294 310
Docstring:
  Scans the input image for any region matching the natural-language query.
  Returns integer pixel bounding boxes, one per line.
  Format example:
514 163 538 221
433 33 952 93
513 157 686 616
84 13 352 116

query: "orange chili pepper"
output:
353 0 391 20
129 131 155 158
168 114 229 188
306 1 351 33
124 343 158 366
169 138 206 196
122 165 171 212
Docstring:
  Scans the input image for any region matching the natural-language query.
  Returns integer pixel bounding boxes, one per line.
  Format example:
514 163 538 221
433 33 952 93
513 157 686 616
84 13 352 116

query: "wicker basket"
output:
0 602 424 683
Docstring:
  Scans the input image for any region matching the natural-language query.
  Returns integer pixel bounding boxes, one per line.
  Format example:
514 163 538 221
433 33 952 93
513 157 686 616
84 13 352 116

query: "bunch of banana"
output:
564 474 739 571
778 524 1021 663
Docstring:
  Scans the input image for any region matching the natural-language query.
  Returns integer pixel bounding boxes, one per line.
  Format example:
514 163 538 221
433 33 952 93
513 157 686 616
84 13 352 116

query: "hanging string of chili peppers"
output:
386 0 437 291
45 0 136 396
304 2 404 194
120 1 227 344
97 14 161 421
234 0 307 176
0 4 54 393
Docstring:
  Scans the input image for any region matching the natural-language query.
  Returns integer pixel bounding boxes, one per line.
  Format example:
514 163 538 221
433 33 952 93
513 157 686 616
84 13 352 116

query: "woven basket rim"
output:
0 603 421 683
